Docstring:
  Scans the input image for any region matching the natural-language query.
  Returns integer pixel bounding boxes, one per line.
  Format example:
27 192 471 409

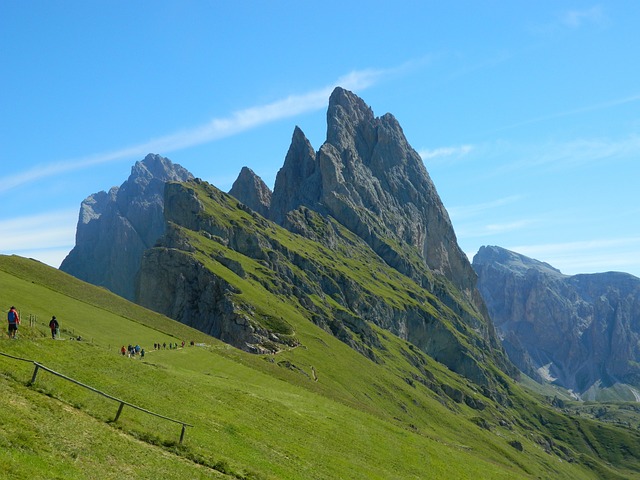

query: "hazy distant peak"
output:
473 245 564 278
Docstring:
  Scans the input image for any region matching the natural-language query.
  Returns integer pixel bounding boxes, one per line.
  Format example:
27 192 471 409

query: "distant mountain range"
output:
473 245 640 401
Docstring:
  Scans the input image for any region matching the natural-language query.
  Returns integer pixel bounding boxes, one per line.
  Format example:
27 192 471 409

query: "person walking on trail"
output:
7 306 20 339
49 316 59 339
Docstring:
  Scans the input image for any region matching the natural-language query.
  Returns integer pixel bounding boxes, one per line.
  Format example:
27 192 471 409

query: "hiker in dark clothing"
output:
49 316 59 339
7 306 19 339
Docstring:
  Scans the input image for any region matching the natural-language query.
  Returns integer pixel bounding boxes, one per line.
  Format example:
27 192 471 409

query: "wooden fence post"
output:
114 401 125 422
180 424 186 444
30 363 40 384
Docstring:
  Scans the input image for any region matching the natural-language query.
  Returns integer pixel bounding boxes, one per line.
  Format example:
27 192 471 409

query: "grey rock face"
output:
269 126 320 225
228 88 511 378
137 235 269 351
60 153 193 300
270 87 476 299
228 166 272 218
473 245 640 394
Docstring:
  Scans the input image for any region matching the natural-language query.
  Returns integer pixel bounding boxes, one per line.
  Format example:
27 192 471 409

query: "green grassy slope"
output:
1 255 639 479
158 180 514 385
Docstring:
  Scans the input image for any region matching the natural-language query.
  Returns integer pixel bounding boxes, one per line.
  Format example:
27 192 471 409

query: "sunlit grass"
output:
1 245 640 480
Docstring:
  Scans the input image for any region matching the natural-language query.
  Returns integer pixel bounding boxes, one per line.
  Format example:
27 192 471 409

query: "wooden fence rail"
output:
0 351 193 444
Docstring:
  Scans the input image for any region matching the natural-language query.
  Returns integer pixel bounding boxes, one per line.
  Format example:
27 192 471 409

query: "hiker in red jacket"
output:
7 306 20 339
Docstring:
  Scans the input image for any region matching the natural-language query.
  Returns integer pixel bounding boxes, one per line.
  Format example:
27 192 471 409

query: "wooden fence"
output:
0 351 193 444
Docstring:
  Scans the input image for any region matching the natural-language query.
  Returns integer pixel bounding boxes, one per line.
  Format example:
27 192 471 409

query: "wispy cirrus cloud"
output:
456 219 537 240
509 237 640 275
1 68 391 194
0 209 78 251
446 195 524 221
484 220 535 234
561 6 607 28
491 133 640 176
486 92 640 136
419 144 474 163
530 135 640 169
0 209 78 267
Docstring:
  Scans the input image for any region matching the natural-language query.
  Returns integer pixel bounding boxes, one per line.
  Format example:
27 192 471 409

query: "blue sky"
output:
1 1 639 277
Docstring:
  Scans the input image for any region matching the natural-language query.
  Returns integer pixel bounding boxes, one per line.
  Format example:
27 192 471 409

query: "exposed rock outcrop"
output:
269 88 475 299
60 154 193 300
473 245 640 396
136 235 276 352
263 87 505 364
269 126 320 225
228 166 272 218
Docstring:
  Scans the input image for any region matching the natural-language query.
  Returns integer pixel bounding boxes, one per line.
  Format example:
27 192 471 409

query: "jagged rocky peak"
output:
270 126 320 224
78 187 118 225
270 87 475 297
60 153 193 300
228 166 272 218
134 153 192 182
326 86 376 151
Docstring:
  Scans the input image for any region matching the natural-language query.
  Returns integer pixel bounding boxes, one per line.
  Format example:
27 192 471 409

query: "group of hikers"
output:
6 306 60 339
120 340 193 358
154 341 186 350
7 306 194 355
121 344 145 358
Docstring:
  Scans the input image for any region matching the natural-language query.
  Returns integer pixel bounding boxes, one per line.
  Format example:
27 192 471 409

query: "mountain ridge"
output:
473 245 640 400
60 88 516 388
60 153 193 300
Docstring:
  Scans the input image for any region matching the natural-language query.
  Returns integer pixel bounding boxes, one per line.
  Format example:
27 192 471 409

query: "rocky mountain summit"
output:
233 88 494 342
63 89 515 392
143 88 513 385
228 166 271 218
60 154 193 300
237 88 477 298
473 245 640 399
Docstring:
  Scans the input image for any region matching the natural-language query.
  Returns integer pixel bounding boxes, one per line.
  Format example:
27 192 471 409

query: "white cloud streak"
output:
0 209 78 267
486 93 640 136
419 144 474 162
509 237 640 275
447 195 524 220
456 219 537 240
2 68 389 194
561 6 607 28
490 133 640 177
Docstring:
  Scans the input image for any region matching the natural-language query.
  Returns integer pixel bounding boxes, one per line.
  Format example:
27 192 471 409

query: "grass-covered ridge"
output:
156 180 515 387
2 254 640 478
